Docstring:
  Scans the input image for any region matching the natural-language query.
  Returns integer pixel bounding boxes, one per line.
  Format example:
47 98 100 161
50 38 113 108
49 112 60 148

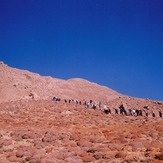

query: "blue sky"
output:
0 0 163 100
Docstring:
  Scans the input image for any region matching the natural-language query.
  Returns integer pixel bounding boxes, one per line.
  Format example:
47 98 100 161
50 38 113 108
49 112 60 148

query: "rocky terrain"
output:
0 61 163 163
0 61 120 103
0 99 163 163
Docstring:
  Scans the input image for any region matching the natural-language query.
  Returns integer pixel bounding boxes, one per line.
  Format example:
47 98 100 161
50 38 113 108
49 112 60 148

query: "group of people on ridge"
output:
52 97 163 118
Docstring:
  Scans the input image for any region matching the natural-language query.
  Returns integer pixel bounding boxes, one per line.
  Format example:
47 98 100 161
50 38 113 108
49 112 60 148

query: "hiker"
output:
104 105 109 114
152 111 155 117
115 107 118 114
135 109 139 116
143 110 148 117
136 109 142 116
52 96 57 101
99 101 102 108
120 107 123 115
119 104 126 115
86 103 90 108
132 110 136 116
92 104 96 109
159 110 162 118
108 107 111 114
53 96 60 101
123 107 127 115
139 109 143 116
128 109 132 116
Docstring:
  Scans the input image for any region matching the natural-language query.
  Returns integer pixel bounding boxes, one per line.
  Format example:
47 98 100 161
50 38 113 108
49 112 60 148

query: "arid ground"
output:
0 99 163 163
0 62 163 163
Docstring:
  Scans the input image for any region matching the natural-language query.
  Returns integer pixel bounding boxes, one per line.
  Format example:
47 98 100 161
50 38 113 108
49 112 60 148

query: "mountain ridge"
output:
0 61 121 103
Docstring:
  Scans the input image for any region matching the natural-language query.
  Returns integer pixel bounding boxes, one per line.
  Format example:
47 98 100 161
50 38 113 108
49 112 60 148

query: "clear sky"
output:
0 0 163 101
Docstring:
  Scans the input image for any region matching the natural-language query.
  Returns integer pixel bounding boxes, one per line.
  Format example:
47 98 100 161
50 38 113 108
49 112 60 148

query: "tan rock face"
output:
0 62 120 103
0 62 163 162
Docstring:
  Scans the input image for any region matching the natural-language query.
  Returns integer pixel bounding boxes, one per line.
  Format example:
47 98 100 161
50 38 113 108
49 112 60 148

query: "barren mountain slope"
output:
0 99 163 163
0 61 163 163
0 61 121 103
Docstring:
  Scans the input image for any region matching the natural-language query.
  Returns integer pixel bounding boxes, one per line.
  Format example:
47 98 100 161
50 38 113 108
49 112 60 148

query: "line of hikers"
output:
52 97 163 118
102 104 162 118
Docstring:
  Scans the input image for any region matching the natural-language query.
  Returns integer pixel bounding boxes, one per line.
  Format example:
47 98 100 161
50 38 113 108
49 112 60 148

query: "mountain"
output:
0 61 163 163
0 61 163 111
0 61 121 103
1 61 163 111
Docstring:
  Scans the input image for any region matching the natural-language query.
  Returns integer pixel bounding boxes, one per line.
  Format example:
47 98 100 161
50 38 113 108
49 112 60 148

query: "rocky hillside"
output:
0 99 163 163
0 61 120 103
0 61 162 113
0 61 163 163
